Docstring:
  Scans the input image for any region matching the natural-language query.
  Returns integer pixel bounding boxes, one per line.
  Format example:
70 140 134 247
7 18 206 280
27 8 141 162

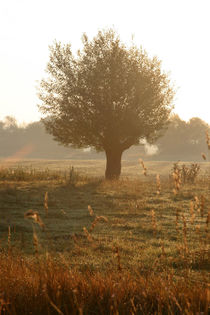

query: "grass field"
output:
0 159 209 314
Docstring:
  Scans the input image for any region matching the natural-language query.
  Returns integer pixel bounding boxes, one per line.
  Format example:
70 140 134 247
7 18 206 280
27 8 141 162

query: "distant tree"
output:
3 116 18 132
0 116 86 159
157 115 210 160
156 115 188 159
187 117 209 145
38 29 175 179
0 116 24 156
23 121 77 158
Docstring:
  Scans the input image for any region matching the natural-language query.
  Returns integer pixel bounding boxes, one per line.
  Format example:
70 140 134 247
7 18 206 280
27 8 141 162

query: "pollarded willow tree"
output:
38 29 175 179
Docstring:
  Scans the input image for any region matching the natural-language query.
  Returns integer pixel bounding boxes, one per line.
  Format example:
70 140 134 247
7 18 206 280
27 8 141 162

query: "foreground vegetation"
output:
0 160 209 314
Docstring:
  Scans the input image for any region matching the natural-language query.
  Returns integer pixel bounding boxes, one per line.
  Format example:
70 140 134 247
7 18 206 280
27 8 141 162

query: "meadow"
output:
0 159 209 314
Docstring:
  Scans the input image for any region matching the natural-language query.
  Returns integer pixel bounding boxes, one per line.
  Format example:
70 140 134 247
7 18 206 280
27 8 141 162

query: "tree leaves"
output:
38 29 175 153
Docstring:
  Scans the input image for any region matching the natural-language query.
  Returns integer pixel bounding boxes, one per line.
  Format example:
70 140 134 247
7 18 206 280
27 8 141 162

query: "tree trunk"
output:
105 148 123 180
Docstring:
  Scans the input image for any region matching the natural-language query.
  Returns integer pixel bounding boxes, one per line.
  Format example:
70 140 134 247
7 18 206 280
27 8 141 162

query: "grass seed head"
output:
83 227 93 242
89 215 108 233
139 158 147 176
190 201 195 224
44 191 48 216
24 209 45 229
172 166 182 195
88 205 94 217
156 174 161 195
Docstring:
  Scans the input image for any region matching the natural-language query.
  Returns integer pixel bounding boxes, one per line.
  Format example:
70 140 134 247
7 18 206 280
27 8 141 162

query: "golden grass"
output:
0 160 209 314
0 252 208 315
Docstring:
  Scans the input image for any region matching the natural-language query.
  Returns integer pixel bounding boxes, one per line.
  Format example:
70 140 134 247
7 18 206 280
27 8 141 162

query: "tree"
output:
156 115 210 160
38 29 174 179
156 115 188 160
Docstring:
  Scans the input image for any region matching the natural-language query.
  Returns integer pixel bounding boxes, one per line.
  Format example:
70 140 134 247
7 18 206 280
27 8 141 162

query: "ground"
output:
0 159 209 314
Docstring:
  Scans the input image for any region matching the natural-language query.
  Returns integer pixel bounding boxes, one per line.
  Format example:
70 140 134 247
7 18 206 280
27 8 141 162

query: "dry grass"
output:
0 160 209 314
0 253 208 315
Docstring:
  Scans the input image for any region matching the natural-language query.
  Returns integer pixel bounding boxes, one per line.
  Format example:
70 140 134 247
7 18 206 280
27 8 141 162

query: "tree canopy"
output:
38 29 175 179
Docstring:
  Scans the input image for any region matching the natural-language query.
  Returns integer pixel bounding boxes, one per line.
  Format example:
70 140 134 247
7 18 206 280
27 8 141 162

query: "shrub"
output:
171 162 200 183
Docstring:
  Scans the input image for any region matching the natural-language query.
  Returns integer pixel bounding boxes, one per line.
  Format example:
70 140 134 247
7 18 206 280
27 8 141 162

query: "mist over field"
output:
0 115 209 162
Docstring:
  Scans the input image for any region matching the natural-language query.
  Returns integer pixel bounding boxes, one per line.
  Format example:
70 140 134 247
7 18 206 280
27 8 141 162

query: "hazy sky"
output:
0 0 209 124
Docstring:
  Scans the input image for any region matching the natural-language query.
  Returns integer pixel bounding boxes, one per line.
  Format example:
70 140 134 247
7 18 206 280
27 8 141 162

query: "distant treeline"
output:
0 115 209 161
